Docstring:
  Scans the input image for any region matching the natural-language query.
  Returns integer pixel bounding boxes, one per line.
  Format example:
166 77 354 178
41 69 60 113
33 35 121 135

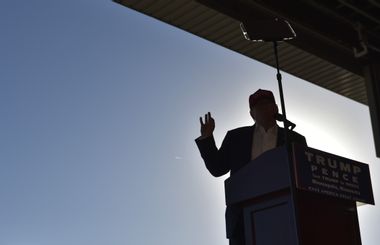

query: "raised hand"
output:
199 112 215 139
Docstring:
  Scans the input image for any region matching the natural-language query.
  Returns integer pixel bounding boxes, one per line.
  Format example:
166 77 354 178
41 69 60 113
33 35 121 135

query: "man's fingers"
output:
200 112 214 125
208 112 213 122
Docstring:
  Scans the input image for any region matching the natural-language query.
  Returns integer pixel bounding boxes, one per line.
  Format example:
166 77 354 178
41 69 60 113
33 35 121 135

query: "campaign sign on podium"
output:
293 144 375 205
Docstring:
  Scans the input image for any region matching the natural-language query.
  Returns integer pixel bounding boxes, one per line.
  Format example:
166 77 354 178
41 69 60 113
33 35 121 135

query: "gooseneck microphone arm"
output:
276 113 296 131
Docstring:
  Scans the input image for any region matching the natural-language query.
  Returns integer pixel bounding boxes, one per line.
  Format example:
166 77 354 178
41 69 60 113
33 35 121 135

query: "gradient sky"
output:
1 1 379 244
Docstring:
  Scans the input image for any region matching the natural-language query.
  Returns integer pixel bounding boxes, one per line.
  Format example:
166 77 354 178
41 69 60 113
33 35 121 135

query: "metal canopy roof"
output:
114 0 380 105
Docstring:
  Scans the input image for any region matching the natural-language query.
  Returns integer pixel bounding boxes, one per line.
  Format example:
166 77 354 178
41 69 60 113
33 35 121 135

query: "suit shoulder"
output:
279 126 304 138
227 126 253 135
289 129 307 146
290 130 305 138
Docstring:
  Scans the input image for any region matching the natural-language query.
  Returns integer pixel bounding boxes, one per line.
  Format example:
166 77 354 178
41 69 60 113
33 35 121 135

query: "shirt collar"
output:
255 123 278 135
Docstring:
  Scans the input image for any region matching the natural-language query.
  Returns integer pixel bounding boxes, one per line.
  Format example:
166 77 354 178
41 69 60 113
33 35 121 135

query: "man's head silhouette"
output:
249 89 278 130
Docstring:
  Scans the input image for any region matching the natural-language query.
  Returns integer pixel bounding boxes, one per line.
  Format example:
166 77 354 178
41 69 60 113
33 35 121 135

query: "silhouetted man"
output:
195 89 307 245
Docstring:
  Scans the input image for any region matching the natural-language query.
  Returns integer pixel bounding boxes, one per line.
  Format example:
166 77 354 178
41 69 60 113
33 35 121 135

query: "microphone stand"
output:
240 18 302 244
273 40 302 245
273 41 289 140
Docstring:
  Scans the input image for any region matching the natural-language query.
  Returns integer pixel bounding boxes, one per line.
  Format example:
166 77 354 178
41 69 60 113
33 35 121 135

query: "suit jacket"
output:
195 124 307 238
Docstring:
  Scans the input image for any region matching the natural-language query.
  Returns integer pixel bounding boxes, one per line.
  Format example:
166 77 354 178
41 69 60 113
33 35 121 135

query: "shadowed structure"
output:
114 0 380 157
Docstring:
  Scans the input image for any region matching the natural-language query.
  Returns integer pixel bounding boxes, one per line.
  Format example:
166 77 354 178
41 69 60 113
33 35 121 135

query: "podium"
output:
225 145 374 245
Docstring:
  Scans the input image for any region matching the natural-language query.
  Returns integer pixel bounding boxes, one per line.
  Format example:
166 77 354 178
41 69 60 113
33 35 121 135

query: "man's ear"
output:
275 104 279 114
250 109 255 120
249 109 255 120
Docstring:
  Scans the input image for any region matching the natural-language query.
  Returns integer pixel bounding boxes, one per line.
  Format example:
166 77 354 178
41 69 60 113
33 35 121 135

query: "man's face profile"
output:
250 98 278 125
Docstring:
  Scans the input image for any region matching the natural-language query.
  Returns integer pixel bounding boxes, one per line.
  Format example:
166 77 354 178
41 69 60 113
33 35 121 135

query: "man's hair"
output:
249 89 275 109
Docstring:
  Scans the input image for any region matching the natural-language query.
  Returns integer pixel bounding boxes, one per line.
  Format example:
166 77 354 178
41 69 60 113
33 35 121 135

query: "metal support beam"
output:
363 59 380 157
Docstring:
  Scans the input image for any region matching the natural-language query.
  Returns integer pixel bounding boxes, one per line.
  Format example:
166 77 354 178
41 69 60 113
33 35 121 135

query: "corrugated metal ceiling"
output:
114 0 367 104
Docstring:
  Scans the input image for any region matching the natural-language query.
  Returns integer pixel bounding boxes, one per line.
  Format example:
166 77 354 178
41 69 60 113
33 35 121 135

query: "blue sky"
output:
1 1 379 244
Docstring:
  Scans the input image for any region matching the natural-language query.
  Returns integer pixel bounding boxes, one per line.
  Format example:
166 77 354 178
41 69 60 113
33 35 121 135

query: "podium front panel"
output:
244 194 298 245
225 146 291 206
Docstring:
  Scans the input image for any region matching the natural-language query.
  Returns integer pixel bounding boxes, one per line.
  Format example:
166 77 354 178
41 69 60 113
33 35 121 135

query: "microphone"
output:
276 113 296 131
